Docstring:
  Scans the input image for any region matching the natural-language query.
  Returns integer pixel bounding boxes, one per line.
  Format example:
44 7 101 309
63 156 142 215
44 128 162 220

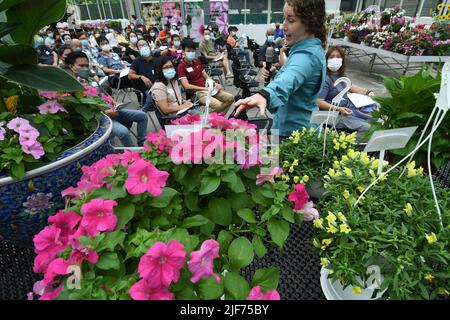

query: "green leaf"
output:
223 271 250 300
179 214 210 228
173 165 188 181
199 175 220 195
0 44 37 66
115 202 135 230
200 220 215 236
3 65 84 91
148 187 178 208
280 207 295 223
230 175 246 193
252 235 268 258
96 252 120 270
237 208 258 223
97 231 126 252
267 218 290 248
10 161 25 179
261 205 281 222
175 284 198 300
228 237 254 269
197 277 224 300
0 21 22 38
217 230 233 255
208 197 232 226
185 192 200 211
251 267 279 292
228 192 249 211
6 0 66 45
221 170 237 185
0 0 23 12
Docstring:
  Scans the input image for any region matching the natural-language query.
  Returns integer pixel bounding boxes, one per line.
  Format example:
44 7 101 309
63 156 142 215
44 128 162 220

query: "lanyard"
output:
170 81 180 106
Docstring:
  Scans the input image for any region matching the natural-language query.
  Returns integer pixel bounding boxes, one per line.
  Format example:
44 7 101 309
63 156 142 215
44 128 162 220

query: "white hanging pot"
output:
320 267 386 300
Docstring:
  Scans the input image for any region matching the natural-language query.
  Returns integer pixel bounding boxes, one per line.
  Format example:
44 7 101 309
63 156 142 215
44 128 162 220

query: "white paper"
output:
120 68 130 78
347 93 376 109
176 102 195 115
213 52 224 62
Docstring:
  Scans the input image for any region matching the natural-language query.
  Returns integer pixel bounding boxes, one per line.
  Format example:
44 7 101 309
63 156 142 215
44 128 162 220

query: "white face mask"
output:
204 35 211 41
102 44 112 52
327 58 343 72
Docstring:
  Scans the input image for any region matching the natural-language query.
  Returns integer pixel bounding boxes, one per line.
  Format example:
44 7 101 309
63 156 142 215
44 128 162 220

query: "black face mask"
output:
76 67 91 79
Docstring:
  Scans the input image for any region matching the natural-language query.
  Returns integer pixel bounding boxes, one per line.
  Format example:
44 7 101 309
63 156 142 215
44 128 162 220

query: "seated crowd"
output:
35 21 378 146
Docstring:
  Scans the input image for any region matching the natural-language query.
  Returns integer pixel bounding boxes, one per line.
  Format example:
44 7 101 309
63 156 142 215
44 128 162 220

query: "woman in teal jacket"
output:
235 0 327 138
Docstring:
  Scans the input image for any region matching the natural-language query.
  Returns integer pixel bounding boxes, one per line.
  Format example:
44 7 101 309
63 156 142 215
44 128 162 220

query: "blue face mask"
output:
267 35 275 43
35 37 44 45
139 46 151 57
81 39 89 47
174 40 181 47
186 52 196 61
163 68 176 80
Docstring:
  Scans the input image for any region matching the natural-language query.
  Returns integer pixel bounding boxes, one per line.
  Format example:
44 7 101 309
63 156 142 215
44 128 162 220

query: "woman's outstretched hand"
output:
234 93 268 117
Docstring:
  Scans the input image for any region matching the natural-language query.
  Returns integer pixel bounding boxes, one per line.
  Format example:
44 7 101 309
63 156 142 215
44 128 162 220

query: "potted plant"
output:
278 128 357 200
370 66 449 171
0 0 113 246
30 113 317 300
314 150 450 300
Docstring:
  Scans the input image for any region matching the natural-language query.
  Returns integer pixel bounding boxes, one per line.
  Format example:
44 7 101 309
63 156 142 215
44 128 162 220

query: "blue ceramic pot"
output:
0 115 113 247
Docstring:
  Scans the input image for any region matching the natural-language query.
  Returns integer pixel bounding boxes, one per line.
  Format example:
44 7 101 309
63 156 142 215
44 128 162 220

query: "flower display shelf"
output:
241 222 325 300
0 115 113 247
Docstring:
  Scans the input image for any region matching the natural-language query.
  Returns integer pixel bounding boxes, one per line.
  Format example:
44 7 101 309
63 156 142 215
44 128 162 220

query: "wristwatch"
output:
257 89 270 105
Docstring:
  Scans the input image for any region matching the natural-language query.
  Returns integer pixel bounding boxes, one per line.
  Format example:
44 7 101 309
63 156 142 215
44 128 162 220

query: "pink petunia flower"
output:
61 179 99 199
48 210 81 238
33 225 68 256
187 239 221 283
43 258 70 286
256 167 283 186
33 252 56 274
170 114 201 125
145 129 172 153
0 122 5 141
18 124 40 139
101 93 114 108
288 183 310 211
137 240 186 288
7 117 30 133
39 91 71 100
68 247 99 265
80 199 118 236
83 85 98 97
120 150 142 167
38 100 68 114
300 201 319 221
125 159 169 196
22 141 45 159
208 113 232 130
247 286 281 300
129 279 174 300
19 134 37 147
39 286 62 300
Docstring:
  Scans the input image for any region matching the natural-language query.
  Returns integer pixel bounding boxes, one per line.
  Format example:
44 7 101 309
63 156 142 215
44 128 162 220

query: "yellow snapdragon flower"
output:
352 286 362 295
339 224 351 234
341 155 349 162
333 160 340 169
438 288 449 296
343 167 353 178
424 274 434 282
425 232 437 244
292 159 299 166
321 238 333 250
357 186 365 193
289 166 294 173
283 161 289 168
313 218 324 229
301 175 309 183
313 238 321 248
343 190 350 199
328 168 336 177
320 258 329 267
326 225 338 234
326 211 337 225
404 203 413 215
337 212 347 223
293 176 300 183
